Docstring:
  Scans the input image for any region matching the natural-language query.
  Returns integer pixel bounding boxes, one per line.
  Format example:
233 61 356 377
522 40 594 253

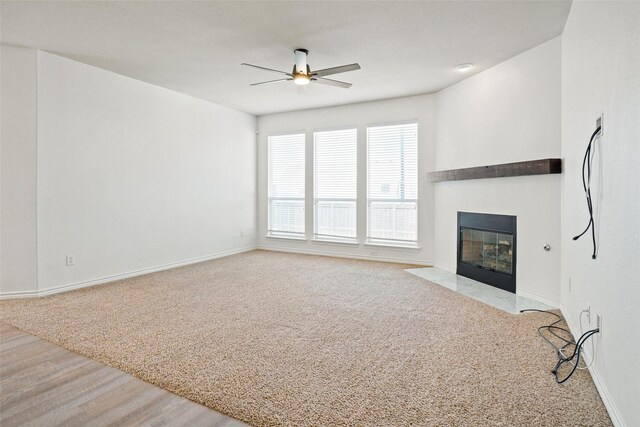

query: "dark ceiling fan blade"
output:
250 78 293 86
311 63 361 77
312 77 352 89
241 63 291 76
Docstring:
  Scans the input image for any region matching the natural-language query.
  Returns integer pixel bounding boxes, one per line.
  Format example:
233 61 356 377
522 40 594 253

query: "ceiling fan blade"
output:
250 78 293 86
311 63 361 77
241 63 291 76
313 77 352 89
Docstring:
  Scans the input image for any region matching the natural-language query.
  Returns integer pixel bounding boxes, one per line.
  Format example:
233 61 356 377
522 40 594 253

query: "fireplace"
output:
457 212 517 293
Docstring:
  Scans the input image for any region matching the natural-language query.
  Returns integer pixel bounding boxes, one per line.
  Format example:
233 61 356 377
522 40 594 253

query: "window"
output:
314 129 357 240
268 134 305 237
367 123 418 243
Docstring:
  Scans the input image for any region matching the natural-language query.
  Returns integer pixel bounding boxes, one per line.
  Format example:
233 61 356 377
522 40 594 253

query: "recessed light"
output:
456 63 474 72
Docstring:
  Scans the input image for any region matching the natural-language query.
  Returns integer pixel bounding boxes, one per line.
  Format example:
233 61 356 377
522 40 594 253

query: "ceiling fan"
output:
242 49 360 89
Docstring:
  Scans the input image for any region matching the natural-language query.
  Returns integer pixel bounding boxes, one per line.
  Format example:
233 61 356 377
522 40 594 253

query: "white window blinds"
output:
314 129 357 239
367 123 418 243
268 133 305 236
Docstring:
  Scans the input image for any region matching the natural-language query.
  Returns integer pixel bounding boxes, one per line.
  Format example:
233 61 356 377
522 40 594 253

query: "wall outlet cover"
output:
596 114 603 136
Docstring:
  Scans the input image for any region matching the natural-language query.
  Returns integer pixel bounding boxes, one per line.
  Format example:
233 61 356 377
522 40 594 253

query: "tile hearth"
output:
405 267 554 314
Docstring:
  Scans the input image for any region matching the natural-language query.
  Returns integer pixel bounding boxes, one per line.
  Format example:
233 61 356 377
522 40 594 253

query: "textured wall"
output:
433 38 562 304
561 2 640 425
0 46 38 295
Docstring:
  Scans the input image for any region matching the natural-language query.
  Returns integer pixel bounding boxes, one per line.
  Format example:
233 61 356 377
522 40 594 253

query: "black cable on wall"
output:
573 126 601 259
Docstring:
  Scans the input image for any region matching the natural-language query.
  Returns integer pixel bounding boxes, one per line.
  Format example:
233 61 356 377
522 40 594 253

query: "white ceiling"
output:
1 1 571 116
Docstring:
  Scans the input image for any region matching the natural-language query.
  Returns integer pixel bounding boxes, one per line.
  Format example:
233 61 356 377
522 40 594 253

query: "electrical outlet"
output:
66 255 75 266
596 114 603 136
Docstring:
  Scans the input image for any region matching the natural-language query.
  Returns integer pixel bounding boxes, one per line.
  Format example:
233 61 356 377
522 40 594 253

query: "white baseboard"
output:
0 246 257 299
516 289 559 308
0 289 40 299
560 305 625 427
257 245 431 266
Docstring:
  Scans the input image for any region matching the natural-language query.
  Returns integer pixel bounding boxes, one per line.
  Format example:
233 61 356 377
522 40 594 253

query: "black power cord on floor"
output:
552 328 600 384
573 126 602 259
520 309 574 350
520 309 600 384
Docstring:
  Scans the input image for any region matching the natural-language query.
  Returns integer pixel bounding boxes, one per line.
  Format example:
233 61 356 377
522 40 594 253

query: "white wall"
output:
0 49 258 296
561 3 640 425
257 94 436 264
0 46 38 294
433 37 562 305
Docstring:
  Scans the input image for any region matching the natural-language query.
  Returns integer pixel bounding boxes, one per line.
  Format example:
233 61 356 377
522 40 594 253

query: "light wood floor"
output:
0 323 248 427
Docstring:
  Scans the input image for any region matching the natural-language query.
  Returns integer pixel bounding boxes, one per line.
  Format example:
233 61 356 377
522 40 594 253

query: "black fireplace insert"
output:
457 212 517 293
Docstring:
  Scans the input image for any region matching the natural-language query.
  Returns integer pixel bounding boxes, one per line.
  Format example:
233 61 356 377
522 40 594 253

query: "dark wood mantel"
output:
429 158 562 182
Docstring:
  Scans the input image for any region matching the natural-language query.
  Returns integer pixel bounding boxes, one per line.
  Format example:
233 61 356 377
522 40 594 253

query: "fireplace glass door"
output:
460 228 513 275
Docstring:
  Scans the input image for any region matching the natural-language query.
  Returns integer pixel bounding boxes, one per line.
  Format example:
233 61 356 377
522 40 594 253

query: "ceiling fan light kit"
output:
293 74 311 85
242 48 360 89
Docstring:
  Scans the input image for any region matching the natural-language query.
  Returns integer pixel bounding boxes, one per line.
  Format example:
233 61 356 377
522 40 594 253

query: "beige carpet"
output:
0 250 611 426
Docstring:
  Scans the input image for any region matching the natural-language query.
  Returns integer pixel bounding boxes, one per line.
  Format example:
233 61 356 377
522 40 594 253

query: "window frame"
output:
312 127 359 243
365 121 419 246
267 132 307 239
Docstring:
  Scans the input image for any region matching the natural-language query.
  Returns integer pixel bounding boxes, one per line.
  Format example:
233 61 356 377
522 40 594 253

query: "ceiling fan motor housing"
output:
294 49 310 75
